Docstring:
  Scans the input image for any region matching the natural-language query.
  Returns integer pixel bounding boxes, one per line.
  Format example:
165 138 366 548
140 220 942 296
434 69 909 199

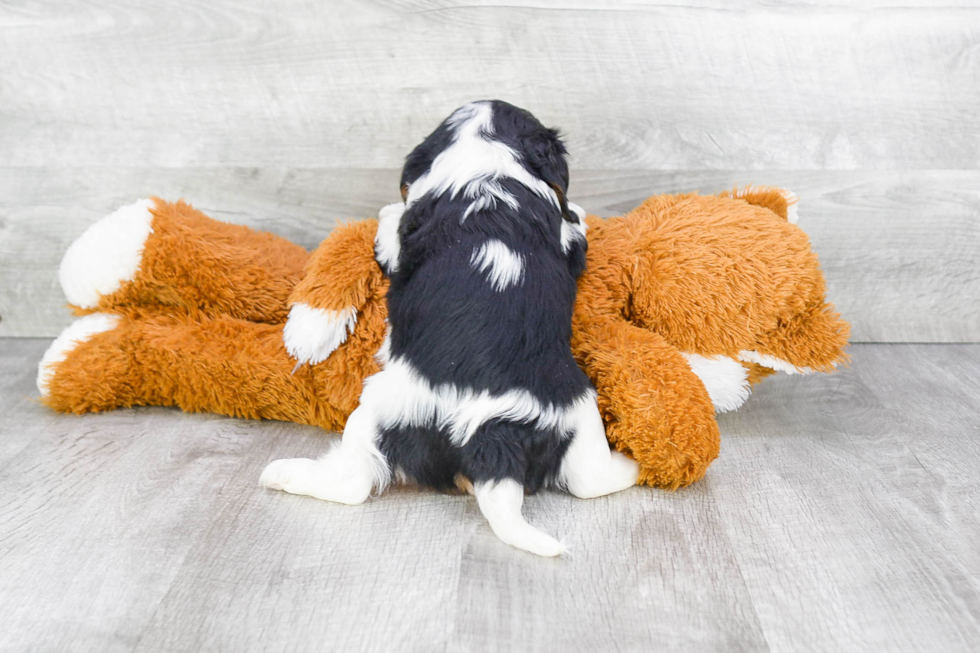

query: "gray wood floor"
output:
1 340 978 652
2 167 978 342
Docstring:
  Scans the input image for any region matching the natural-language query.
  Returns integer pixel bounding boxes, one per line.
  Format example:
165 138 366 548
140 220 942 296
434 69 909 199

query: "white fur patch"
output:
375 322 392 366
682 353 752 412
37 313 120 396
283 303 357 365
470 239 524 291
405 101 559 213
59 199 155 308
738 350 814 375
360 357 596 447
560 207 588 255
375 202 406 274
557 397 639 498
461 180 520 220
566 201 587 222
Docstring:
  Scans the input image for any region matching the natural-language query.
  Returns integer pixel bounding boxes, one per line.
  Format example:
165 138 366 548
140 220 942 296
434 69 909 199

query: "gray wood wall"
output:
2 0 978 341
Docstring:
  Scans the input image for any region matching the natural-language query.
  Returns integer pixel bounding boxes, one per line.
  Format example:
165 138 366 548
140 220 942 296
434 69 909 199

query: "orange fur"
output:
44 190 849 489
289 219 390 314
78 199 309 323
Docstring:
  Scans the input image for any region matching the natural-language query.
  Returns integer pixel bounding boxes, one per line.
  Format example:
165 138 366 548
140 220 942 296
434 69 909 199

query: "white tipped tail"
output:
474 479 565 557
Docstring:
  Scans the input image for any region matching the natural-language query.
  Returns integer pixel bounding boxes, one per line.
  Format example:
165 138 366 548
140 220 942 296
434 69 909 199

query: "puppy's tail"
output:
474 479 565 557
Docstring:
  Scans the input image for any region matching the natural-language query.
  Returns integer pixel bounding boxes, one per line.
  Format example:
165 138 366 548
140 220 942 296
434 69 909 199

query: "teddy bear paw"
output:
37 313 121 396
282 303 358 365
59 199 156 308
681 353 752 412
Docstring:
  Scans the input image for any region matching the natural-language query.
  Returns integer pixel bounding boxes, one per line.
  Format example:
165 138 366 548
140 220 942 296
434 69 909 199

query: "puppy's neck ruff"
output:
404 101 560 216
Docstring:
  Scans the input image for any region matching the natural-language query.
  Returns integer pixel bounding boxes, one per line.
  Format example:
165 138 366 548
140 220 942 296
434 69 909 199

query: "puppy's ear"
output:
524 128 575 222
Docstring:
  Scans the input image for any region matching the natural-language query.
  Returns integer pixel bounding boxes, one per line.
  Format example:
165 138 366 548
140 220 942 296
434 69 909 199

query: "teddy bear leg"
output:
39 312 347 430
60 198 308 323
37 313 122 400
574 320 721 489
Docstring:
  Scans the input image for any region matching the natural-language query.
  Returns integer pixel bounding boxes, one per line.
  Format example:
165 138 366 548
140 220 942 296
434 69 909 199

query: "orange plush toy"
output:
38 188 848 489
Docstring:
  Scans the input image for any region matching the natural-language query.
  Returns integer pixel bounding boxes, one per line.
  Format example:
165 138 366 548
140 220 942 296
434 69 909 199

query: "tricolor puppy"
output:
261 100 638 556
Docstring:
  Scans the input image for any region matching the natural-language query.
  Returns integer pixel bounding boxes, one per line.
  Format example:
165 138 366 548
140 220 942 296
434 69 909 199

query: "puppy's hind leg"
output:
260 402 389 505
559 395 639 499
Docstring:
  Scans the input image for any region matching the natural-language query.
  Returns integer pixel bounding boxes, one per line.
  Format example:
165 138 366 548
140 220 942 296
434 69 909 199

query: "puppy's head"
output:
399 100 574 222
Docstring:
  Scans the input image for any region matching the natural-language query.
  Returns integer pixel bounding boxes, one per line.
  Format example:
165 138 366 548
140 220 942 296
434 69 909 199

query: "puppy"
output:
261 100 638 556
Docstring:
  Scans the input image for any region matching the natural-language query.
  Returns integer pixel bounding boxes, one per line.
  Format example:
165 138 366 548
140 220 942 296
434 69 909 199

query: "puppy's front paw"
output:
260 457 318 495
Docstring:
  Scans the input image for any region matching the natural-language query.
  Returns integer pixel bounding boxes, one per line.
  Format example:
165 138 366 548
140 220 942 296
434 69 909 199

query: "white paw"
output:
282 303 357 365
37 313 120 397
60 198 156 308
260 454 374 505
259 457 318 495
609 450 640 486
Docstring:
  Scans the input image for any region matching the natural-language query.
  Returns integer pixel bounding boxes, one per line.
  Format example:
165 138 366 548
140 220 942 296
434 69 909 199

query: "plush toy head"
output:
571 187 848 487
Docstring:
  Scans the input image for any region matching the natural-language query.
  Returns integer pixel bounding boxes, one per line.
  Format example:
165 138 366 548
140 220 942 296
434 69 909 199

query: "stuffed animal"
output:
37 187 848 489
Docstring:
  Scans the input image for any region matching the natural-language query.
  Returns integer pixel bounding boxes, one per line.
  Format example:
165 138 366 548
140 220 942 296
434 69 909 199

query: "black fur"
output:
379 100 590 493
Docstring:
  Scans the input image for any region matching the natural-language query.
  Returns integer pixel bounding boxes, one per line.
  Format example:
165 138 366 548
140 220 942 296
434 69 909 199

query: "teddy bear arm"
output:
748 299 851 374
574 318 721 489
284 219 389 366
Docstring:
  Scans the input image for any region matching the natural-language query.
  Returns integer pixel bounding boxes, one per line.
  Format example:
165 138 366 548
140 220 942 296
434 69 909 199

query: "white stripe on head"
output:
470 239 524 291
405 102 559 215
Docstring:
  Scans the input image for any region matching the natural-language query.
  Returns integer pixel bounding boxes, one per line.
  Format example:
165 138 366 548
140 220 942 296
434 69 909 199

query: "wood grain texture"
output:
1 167 977 341
713 345 980 652
1 1 978 169
1 340 979 652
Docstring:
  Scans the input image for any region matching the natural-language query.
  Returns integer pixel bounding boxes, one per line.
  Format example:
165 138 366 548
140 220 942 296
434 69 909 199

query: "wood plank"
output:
131 439 471 653
1 1 978 169
711 344 980 652
2 339 980 651
0 339 56 468
449 487 769 652
2 167 977 342
0 403 283 652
